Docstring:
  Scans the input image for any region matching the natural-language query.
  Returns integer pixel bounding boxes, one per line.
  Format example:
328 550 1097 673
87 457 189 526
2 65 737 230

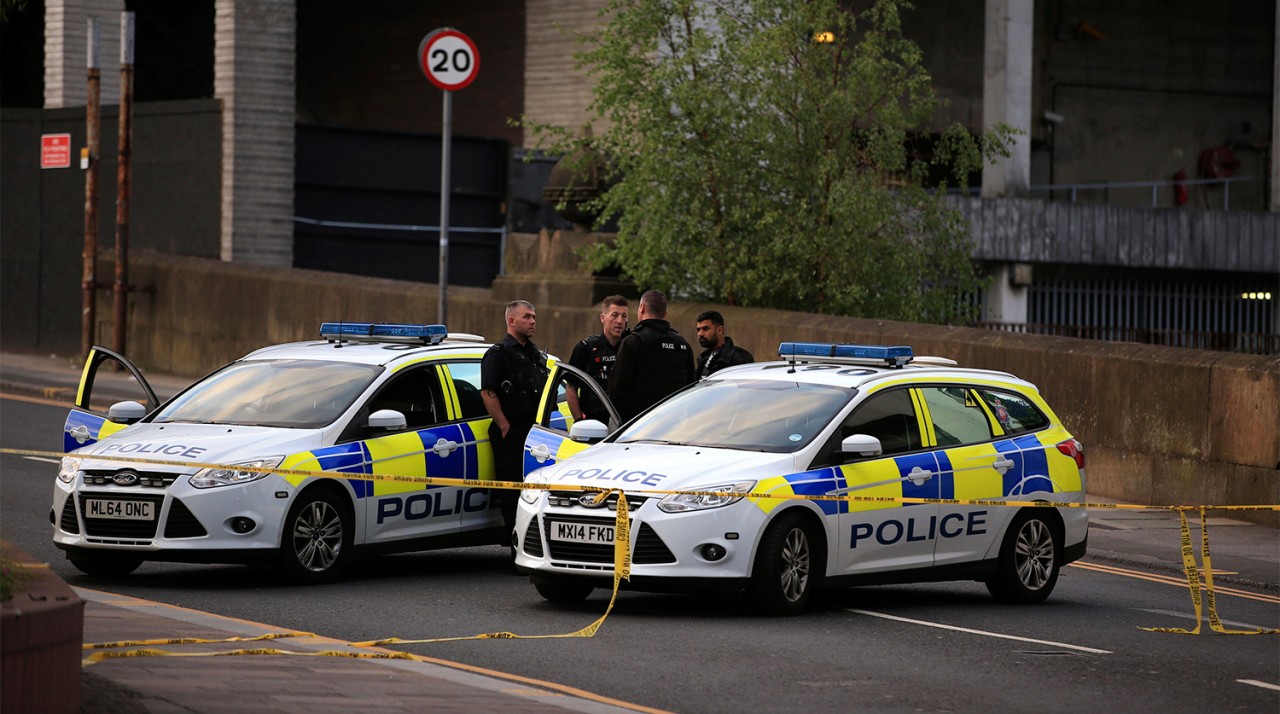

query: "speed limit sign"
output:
419 28 479 91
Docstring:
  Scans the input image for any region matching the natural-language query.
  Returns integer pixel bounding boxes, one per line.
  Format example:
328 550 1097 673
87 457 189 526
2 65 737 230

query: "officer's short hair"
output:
640 290 668 318
506 300 535 318
695 310 724 327
601 295 628 313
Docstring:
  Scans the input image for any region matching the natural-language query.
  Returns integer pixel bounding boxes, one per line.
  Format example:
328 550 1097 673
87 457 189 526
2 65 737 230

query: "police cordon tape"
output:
4 447 1275 652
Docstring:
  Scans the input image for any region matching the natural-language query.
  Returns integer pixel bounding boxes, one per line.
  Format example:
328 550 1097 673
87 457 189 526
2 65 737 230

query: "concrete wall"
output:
85 242 1279 526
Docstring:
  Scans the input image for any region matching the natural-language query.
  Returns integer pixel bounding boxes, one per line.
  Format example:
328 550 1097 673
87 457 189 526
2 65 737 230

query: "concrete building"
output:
1 0 1276 355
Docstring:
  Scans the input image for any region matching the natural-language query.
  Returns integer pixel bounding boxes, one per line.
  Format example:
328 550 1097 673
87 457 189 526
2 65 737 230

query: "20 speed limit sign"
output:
419 28 479 91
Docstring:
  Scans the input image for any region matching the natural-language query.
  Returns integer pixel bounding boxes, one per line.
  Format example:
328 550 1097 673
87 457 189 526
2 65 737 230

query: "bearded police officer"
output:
481 300 549 541
607 290 696 423
566 294 629 424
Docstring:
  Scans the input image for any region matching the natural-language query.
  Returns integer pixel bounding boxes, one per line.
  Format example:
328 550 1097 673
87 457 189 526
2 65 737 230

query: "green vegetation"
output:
526 0 1012 323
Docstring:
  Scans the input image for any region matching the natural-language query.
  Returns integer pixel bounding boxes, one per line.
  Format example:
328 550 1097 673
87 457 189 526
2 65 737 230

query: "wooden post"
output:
81 17 101 360
113 11 135 356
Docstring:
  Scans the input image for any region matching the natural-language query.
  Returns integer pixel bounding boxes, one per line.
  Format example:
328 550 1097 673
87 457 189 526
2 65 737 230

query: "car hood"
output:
528 442 798 493
71 423 324 472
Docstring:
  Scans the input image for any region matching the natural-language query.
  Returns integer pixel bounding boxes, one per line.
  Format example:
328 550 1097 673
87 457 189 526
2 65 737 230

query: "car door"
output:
63 346 160 453
353 362 469 543
524 361 620 475
828 386 942 575
438 360 505 534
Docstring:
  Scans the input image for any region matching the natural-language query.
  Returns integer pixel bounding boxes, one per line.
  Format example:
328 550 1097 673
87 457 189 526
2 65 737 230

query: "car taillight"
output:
1056 438 1085 469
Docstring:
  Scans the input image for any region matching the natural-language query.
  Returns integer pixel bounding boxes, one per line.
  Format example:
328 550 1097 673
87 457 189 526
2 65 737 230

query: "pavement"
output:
2 350 1277 713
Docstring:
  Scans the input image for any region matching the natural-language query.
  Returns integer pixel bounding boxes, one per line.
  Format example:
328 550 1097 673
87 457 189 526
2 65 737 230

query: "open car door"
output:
63 346 160 453
523 361 619 475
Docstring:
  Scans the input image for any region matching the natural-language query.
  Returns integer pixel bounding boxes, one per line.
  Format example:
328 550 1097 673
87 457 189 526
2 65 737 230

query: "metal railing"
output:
979 321 1278 355
946 175 1260 211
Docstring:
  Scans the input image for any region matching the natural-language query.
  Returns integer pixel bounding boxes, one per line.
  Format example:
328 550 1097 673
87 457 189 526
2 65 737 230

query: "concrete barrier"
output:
1 543 83 714
89 245 1278 526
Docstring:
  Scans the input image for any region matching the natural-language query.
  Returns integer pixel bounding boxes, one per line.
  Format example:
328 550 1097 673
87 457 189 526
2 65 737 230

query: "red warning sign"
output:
41 133 72 169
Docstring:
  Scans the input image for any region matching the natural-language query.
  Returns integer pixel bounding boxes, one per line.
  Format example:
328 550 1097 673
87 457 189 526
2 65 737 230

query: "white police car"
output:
514 343 1088 614
51 322 617 583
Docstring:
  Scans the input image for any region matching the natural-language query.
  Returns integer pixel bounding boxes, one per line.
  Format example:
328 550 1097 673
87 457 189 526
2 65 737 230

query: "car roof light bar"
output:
320 322 449 345
778 342 914 368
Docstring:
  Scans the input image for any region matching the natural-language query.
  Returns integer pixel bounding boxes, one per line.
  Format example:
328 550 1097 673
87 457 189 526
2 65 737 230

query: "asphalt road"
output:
3 395 1277 713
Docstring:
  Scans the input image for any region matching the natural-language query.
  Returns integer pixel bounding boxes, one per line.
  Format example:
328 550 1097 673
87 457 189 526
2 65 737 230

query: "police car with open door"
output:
515 343 1089 614
51 322 617 584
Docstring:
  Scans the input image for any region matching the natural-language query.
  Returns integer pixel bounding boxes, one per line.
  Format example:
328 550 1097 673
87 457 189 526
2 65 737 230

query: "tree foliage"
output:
526 0 1012 323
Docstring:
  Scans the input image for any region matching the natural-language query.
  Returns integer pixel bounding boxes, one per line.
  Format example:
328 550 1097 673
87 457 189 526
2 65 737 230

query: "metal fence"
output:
979 278 1278 355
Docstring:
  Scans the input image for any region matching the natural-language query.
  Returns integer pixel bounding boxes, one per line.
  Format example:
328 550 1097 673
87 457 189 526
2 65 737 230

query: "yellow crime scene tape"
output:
3 446 1274 660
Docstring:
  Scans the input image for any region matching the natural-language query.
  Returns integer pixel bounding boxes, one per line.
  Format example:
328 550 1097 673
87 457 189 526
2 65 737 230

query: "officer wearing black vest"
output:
607 290 696 423
566 294 629 424
481 300 548 542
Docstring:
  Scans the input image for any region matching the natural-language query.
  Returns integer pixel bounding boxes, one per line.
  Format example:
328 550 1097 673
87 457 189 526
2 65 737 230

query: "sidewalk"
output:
76 588 637 714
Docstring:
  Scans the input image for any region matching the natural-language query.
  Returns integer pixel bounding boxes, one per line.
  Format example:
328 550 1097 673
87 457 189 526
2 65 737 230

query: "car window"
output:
616 379 850 452
153 360 382 428
445 361 488 419
367 366 447 431
976 388 1048 434
921 387 994 446
840 388 922 455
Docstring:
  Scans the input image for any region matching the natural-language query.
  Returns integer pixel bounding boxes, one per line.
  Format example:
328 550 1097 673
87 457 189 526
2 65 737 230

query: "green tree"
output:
527 0 1011 323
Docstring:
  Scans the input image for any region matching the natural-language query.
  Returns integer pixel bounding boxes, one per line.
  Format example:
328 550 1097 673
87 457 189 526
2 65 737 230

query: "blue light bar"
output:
320 322 449 345
778 342 913 367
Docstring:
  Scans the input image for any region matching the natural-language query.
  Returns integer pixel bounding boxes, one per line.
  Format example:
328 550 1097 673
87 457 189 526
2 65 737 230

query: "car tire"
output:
746 511 819 616
985 508 1061 604
534 578 594 603
278 488 351 585
67 551 143 577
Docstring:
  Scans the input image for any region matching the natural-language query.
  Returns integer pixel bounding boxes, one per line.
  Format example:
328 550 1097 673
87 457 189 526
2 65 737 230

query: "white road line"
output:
23 456 61 464
1139 608 1274 631
845 609 1112 654
1236 680 1280 692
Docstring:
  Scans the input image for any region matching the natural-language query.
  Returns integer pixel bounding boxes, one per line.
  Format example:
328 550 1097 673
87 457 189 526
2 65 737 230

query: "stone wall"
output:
89 239 1279 526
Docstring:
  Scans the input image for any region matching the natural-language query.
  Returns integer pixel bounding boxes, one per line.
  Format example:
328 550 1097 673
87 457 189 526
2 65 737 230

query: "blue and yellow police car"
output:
515 342 1089 614
51 322 616 583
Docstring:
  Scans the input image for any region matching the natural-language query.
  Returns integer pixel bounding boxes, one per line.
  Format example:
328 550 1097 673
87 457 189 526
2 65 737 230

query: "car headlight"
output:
658 481 756 513
189 457 284 489
58 457 82 484
520 473 547 504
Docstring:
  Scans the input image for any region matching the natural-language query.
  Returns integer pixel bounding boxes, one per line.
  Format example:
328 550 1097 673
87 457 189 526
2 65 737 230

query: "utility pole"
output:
114 11 135 356
81 17 102 360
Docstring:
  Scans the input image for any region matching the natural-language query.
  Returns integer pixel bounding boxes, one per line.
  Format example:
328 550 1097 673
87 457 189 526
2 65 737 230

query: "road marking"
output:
1237 679 1280 692
24 456 61 464
1071 561 1280 604
1139 608 1275 631
0 391 70 408
844 609 1112 654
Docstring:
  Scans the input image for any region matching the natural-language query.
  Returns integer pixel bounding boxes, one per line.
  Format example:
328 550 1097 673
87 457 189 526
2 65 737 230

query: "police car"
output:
51 322 618 583
514 343 1088 614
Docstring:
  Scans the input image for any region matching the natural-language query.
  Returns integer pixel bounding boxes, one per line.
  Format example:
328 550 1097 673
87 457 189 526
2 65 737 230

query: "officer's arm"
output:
565 384 585 422
608 335 637 408
565 341 588 421
482 389 510 437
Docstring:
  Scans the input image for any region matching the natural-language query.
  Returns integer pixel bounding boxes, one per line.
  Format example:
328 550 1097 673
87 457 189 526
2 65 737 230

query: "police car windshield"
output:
615 379 851 452
153 360 383 428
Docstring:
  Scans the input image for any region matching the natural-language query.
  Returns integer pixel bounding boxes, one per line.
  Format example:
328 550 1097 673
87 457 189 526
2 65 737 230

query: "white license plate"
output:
549 521 615 544
85 498 154 520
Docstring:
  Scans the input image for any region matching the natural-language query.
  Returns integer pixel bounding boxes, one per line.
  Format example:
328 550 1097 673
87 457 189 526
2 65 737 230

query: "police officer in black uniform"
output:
481 300 548 542
694 310 754 377
607 290 696 423
566 294 629 424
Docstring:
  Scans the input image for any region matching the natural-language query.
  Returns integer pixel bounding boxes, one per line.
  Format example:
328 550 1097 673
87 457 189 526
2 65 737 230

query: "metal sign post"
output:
419 28 479 325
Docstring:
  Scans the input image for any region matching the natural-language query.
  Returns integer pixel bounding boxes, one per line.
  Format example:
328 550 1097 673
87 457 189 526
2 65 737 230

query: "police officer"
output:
566 295 629 424
694 310 754 377
481 300 549 541
607 290 696 423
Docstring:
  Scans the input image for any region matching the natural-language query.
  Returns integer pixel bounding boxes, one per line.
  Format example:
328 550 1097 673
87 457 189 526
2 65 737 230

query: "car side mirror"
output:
840 433 883 458
569 419 609 443
368 409 407 431
107 400 147 424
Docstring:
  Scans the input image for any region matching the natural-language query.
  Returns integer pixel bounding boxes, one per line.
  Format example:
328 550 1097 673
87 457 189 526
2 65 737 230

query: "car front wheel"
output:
986 509 1061 604
278 489 351 585
534 578 594 603
746 511 819 615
